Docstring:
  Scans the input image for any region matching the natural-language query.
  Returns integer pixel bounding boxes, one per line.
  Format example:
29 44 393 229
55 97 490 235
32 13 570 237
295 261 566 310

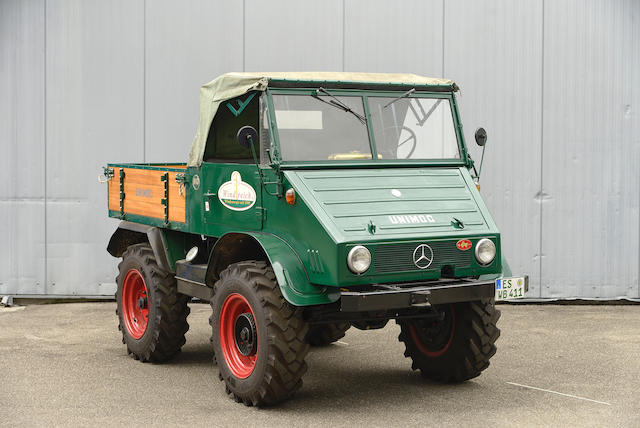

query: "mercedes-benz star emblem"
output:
412 244 434 269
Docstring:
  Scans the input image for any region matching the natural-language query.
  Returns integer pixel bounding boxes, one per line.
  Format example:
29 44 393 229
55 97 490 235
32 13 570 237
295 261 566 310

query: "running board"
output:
175 260 213 301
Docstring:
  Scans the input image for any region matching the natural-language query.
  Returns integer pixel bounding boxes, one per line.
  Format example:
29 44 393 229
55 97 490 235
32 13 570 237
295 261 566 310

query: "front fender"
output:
242 232 340 307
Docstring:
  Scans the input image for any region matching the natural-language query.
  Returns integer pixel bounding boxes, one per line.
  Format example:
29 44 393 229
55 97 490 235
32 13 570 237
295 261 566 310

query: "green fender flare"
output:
244 232 340 307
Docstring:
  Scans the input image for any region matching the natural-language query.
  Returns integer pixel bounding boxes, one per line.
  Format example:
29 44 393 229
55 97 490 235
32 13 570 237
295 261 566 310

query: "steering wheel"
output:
382 126 417 159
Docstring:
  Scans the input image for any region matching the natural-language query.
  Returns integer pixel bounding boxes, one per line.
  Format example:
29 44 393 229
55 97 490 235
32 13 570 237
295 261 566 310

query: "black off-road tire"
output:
210 260 310 406
397 298 500 382
306 322 351 346
116 243 190 362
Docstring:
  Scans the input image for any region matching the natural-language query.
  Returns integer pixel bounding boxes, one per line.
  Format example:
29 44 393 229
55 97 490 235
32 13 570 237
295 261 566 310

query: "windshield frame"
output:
265 88 468 169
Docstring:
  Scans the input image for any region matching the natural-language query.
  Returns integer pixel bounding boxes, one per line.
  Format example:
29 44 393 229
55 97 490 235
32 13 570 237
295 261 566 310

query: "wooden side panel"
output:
167 171 186 222
122 168 166 219
107 167 186 223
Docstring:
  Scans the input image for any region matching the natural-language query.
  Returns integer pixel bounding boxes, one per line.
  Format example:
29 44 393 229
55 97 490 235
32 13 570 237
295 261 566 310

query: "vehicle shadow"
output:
281 361 488 412
162 336 494 412
166 342 215 367
274 345 490 412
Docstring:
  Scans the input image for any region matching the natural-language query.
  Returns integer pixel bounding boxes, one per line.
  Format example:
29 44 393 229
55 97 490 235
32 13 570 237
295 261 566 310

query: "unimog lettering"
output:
104 72 526 408
388 214 436 224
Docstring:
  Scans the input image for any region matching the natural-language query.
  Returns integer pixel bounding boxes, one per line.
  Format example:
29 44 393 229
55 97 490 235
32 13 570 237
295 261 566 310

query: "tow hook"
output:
410 290 431 307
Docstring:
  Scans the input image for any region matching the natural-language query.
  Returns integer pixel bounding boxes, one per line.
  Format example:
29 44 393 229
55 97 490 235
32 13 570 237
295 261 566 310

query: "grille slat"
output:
373 240 472 274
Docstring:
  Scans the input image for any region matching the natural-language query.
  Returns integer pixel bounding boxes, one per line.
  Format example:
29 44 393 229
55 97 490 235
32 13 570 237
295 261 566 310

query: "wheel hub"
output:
121 269 149 340
219 293 258 379
234 313 257 356
410 304 456 357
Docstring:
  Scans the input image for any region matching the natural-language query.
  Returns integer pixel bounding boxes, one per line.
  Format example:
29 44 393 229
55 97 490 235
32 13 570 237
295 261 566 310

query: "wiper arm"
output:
383 88 415 109
311 87 367 124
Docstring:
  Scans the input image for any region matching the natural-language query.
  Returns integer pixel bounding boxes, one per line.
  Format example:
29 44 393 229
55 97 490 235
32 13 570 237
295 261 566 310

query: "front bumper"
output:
340 279 495 312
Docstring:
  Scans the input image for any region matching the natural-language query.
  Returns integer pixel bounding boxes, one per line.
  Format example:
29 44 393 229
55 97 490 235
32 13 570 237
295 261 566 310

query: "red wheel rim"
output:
219 293 258 379
121 269 149 340
410 305 455 357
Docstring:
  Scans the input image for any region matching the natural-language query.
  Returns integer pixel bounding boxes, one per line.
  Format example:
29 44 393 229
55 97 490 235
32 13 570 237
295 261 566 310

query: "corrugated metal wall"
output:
1 0 638 299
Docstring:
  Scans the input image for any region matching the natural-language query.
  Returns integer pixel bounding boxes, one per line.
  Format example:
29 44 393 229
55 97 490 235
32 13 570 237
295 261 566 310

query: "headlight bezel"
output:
347 245 371 275
475 238 496 266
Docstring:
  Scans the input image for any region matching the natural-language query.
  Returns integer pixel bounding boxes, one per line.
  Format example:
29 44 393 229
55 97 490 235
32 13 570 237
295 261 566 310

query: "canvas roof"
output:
188 72 458 166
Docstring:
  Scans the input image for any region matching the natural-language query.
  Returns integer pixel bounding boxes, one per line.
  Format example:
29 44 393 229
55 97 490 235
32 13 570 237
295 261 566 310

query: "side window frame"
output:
203 91 261 164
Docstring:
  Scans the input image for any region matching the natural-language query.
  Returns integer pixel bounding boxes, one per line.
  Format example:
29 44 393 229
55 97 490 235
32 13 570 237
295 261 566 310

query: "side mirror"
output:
474 127 487 147
237 125 258 149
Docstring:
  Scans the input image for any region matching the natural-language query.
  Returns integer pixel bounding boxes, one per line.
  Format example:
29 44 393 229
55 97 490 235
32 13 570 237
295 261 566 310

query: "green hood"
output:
285 167 494 243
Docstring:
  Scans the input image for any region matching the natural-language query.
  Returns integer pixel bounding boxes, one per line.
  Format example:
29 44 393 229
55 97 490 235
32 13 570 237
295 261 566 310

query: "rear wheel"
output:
397 299 500 382
306 322 351 346
116 243 190 362
210 261 309 406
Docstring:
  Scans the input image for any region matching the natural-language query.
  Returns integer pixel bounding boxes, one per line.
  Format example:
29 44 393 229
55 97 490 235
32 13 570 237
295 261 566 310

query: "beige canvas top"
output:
187 72 457 166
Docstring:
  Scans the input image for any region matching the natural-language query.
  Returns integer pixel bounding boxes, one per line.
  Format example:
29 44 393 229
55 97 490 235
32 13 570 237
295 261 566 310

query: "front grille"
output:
373 240 472 274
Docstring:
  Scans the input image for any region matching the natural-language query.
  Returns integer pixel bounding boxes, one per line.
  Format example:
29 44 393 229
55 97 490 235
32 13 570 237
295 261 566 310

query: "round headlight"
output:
475 238 496 265
347 245 371 274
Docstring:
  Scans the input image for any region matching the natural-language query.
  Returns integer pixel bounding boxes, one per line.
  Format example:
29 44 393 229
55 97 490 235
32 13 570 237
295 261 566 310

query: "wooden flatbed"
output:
106 163 187 225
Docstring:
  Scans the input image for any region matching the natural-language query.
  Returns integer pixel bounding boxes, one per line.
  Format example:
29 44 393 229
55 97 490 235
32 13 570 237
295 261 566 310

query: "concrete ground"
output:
0 303 638 427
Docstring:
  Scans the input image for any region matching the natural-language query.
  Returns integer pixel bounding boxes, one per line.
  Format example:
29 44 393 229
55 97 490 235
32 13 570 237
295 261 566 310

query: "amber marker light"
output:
475 181 481 191
285 188 296 205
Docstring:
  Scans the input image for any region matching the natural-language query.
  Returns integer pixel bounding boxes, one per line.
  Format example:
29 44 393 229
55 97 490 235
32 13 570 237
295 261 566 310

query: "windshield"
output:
271 94 372 161
368 96 460 159
270 92 460 162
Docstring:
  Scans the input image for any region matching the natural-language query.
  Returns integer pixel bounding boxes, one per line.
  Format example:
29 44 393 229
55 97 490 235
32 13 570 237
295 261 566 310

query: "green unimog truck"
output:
103 72 527 406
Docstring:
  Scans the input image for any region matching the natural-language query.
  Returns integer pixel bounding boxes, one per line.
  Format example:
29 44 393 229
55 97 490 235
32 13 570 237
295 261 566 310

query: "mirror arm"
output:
247 135 259 166
247 135 267 192
477 144 486 182
251 138 283 198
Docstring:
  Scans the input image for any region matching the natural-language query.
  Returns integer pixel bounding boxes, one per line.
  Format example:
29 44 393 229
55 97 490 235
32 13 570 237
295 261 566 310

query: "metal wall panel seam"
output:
635 0 640 298
243 0 246 71
43 0 48 295
441 0 445 77
539 0 545 299
143 0 146 162
342 0 345 71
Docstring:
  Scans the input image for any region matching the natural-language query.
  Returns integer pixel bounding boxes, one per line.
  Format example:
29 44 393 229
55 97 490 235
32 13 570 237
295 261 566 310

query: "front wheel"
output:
397 299 500 382
210 261 309 406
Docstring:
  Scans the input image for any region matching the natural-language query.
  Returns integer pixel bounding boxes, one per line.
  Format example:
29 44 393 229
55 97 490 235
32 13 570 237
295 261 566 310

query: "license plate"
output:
495 276 528 301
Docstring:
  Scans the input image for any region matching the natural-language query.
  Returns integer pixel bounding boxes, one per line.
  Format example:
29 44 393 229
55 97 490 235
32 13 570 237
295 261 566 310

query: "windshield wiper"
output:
311 87 367 124
383 88 415 109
